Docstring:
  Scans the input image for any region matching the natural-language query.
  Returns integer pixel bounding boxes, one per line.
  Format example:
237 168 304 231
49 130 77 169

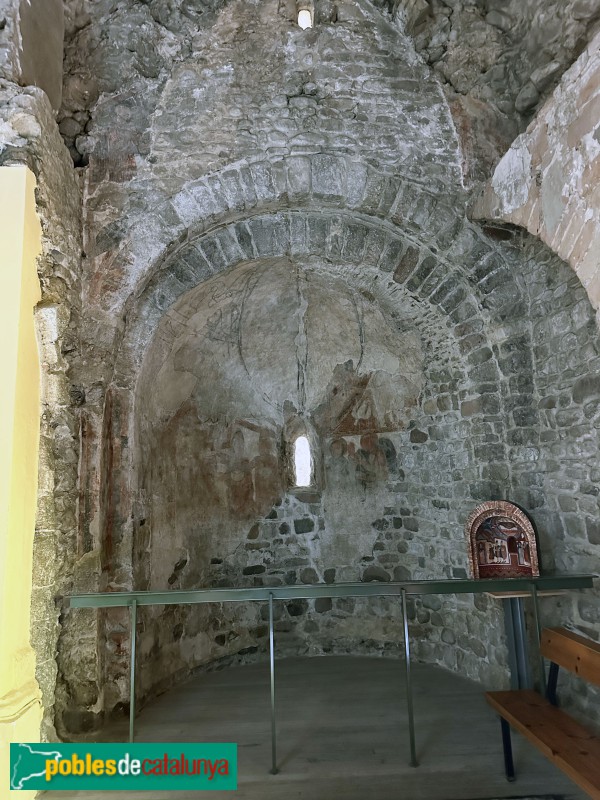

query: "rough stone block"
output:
393 244 420 284
362 566 390 582
306 214 329 254
342 222 367 262
238 166 259 207
362 227 387 267
300 567 319 584
198 236 228 272
218 170 247 212
406 254 437 292
232 221 259 260
249 162 277 203
378 237 404 274
247 218 276 257
311 154 346 201
294 518 315 534
345 160 368 208
285 156 311 200
214 228 246 266
361 171 389 213
186 181 224 220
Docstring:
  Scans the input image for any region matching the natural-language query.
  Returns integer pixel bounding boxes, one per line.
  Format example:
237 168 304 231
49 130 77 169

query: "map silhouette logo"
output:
10 743 62 790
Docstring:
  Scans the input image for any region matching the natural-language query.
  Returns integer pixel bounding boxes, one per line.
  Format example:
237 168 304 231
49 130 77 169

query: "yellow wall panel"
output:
0 166 43 798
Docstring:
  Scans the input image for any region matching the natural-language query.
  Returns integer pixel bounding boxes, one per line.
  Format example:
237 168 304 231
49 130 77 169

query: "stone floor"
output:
47 656 586 800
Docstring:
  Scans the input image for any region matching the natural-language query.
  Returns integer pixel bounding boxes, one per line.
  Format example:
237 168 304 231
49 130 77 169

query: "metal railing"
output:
68 574 594 771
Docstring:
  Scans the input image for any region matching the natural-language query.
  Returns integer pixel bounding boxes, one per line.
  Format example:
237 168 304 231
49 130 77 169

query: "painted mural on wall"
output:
465 501 539 579
139 258 423 439
135 257 425 595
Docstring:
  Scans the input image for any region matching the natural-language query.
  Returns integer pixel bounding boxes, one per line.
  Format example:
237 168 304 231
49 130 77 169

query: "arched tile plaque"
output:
465 501 540 579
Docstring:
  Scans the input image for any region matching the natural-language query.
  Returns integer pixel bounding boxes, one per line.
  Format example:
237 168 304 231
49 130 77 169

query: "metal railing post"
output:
129 598 137 743
401 588 418 767
268 592 278 775
65 576 593 748
529 582 546 693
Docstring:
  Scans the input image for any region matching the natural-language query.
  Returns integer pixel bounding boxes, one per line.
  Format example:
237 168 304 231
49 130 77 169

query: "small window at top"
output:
298 8 313 29
294 435 312 486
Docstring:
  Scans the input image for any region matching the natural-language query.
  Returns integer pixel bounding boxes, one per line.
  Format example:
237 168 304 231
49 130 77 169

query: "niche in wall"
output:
132 255 428 697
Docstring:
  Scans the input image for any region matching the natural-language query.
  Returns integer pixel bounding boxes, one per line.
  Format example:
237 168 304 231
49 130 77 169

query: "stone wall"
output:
130 252 499 703
467 16 600 730
0 78 82 738
473 30 600 318
0 0 19 81
392 0 600 121
59 0 468 730
521 236 600 728
48 0 600 737
0 0 82 739
0 0 599 751
60 0 600 180
74 190 600 728
383 0 600 182
0 0 64 109
122 210 600 719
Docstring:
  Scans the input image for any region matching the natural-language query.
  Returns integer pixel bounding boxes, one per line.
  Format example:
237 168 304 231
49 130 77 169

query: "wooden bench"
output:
486 627 600 799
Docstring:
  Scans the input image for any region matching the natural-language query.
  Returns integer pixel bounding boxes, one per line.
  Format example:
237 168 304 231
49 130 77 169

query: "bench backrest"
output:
541 627 600 687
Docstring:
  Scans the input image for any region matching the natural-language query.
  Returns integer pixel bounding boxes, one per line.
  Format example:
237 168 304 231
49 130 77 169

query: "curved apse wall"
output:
125 225 600 719
53 0 600 733
63 194 600 729
131 244 507 704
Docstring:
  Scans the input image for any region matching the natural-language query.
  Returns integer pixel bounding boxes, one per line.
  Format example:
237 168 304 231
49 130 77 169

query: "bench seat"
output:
486 689 600 799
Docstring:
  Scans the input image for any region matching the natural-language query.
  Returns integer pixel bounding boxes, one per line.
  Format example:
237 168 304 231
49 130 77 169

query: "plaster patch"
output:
0 118 20 152
583 130 600 162
491 141 531 213
541 158 568 236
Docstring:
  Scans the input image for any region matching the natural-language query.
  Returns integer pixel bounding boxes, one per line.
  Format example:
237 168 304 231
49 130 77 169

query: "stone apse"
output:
1 0 598 739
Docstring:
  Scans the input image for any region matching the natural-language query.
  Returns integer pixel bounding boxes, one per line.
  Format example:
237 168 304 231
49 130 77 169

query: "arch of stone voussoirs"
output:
114 153 464 311
118 208 515 512
113 204 519 393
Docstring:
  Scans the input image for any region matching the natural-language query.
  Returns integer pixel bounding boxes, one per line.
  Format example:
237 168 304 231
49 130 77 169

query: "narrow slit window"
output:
297 8 313 29
294 435 312 487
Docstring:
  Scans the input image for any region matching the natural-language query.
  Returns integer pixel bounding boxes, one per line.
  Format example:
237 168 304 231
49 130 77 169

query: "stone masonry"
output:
0 12 82 736
474 30 600 316
55 0 600 734
1 0 599 741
